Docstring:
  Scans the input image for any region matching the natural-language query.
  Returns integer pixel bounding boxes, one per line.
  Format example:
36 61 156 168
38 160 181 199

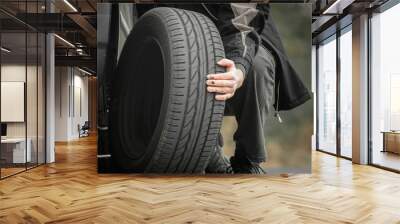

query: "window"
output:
316 25 353 159
317 36 337 154
339 28 352 158
370 3 400 171
1 31 28 178
0 1 46 179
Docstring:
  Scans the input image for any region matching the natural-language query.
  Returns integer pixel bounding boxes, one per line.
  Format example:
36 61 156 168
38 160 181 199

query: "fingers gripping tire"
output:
110 7 226 173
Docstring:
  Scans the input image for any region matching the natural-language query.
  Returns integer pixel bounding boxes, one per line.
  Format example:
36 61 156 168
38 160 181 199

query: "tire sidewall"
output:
110 10 172 172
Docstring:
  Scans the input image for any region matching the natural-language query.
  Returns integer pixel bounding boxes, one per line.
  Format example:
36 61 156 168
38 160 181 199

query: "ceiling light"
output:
78 67 93 76
322 0 355 15
76 48 86 55
63 0 78 12
1 47 11 53
54 34 75 48
323 0 341 14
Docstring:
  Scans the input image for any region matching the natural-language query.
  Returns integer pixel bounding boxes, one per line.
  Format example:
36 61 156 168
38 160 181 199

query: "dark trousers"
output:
224 46 276 163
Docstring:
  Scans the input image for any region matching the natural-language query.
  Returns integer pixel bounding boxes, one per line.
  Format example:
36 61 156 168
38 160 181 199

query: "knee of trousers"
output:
244 50 276 113
251 47 276 86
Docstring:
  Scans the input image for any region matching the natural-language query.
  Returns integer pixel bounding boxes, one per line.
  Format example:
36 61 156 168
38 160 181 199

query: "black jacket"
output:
137 3 311 111
260 5 311 110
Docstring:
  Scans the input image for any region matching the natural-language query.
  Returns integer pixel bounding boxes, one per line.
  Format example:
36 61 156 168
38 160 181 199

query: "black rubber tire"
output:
110 7 226 173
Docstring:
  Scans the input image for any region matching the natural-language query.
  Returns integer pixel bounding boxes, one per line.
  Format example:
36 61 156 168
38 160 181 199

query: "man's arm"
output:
204 3 266 100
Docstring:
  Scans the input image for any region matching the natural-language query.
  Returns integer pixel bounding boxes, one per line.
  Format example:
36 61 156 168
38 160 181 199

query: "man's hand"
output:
206 59 245 101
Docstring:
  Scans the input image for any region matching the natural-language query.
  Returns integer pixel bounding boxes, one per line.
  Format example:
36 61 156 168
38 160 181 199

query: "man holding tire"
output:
197 4 311 174
126 4 311 174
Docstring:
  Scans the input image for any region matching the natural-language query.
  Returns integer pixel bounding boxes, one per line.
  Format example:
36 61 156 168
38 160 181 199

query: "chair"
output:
78 121 90 138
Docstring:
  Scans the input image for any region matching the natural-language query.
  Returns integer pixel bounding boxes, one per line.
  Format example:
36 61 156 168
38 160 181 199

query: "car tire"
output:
110 7 225 173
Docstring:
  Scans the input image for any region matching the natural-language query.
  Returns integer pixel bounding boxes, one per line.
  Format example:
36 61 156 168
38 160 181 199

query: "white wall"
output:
1 82 25 122
1 65 26 134
73 73 89 137
1 63 46 164
55 67 89 141
1 64 39 138
55 66 69 141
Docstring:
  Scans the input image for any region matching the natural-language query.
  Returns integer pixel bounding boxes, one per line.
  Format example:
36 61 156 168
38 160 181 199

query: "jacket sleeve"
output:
204 3 266 77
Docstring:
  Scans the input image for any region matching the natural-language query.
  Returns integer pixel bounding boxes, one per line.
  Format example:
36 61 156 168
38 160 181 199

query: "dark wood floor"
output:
0 135 400 223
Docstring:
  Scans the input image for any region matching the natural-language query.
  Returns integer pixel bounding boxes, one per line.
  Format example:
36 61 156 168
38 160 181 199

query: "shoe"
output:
230 156 266 174
205 145 233 174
